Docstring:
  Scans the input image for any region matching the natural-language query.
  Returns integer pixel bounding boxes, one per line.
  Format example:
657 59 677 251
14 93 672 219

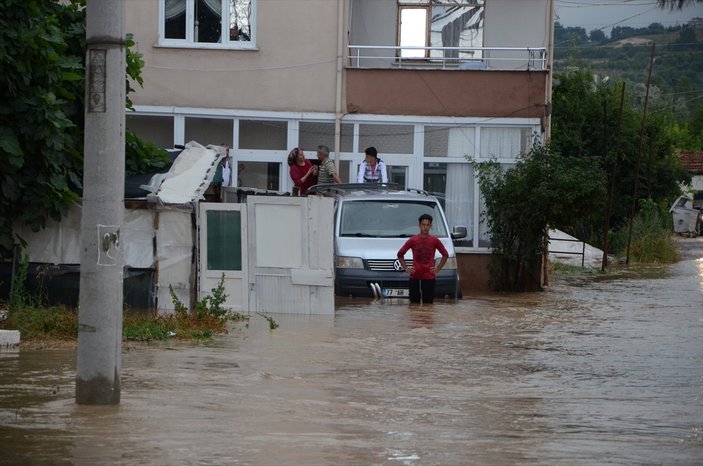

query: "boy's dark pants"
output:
409 278 436 304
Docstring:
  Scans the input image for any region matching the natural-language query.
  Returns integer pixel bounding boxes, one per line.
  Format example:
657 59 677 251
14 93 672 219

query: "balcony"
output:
347 45 547 71
345 45 549 119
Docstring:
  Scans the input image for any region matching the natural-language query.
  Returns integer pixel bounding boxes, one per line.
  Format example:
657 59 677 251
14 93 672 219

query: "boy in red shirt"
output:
397 214 448 304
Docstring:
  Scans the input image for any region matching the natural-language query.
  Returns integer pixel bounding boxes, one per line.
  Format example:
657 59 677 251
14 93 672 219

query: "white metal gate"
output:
199 202 248 312
246 195 334 315
199 196 334 315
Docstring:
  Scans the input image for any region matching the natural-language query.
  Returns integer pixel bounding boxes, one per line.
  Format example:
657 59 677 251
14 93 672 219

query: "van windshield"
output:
339 200 448 238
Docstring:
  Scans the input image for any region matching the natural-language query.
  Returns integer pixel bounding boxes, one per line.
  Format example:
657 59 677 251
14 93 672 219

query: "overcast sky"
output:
555 0 702 35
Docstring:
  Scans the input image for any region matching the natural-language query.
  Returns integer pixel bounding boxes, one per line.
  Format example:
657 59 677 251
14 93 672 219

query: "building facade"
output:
126 0 555 286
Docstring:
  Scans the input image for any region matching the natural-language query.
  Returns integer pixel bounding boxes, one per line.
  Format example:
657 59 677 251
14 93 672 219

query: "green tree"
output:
0 0 84 256
675 27 698 50
474 144 605 291
658 0 703 9
551 68 689 246
0 0 168 259
589 29 606 44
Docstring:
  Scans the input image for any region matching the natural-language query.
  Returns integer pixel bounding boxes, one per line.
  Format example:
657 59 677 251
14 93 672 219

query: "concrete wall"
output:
350 0 551 50
484 0 552 49
127 0 553 114
346 69 548 118
126 0 341 112
457 252 492 294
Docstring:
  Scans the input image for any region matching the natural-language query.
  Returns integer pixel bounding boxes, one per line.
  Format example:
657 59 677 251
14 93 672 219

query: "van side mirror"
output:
451 226 467 240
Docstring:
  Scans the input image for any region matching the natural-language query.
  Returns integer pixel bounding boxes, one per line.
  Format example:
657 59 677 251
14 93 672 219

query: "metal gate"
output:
199 196 334 314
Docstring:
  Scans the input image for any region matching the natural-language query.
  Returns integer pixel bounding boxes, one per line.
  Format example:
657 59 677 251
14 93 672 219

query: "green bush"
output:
3 305 78 340
608 199 678 263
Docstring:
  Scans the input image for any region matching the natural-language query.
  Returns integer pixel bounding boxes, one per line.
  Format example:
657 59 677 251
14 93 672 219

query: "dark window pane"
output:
165 0 186 39
239 120 287 150
196 0 222 43
207 210 242 271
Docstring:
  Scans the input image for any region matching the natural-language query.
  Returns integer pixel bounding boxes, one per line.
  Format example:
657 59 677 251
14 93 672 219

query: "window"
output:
185 117 233 147
206 210 242 270
479 127 534 160
299 122 354 153
161 0 255 47
126 115 174 149
423 162 473 245
424 126 476 158
398 0 484 59
237 162 279 190
359 124 414 154
340 200 448 238
239 120 287 150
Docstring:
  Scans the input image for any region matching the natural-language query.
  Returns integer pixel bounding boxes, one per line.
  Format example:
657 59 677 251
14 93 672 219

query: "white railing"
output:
347 45 547 71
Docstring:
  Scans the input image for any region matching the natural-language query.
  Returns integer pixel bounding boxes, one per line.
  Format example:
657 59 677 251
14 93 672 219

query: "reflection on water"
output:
1 250 702 465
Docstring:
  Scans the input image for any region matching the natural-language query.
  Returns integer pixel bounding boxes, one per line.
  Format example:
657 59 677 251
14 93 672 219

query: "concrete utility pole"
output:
76 0 126 405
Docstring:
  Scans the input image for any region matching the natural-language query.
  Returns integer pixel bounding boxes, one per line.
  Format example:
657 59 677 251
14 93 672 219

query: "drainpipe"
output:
334 0 345 173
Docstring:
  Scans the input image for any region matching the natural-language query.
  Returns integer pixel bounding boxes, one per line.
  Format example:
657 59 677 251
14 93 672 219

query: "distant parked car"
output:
669 195 700 237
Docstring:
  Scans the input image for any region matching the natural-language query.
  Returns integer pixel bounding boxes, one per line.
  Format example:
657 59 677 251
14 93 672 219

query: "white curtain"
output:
445 163 472 233
165 0 222 19
480 127 522 159
203 0 222 15
447 126 475 159
165 0 186 19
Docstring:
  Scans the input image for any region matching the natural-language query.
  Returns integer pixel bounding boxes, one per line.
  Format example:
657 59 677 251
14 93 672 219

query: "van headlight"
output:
438 257 457 270
337 256 364 269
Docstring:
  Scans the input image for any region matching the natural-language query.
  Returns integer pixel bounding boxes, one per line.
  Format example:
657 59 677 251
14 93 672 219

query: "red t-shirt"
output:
289 159 317 195
397 235 449 280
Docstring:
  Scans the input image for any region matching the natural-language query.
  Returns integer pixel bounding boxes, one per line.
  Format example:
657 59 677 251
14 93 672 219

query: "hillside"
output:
553 23 703 121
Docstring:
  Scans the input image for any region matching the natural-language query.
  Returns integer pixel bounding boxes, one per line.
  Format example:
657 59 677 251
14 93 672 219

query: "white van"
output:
310 184 466 299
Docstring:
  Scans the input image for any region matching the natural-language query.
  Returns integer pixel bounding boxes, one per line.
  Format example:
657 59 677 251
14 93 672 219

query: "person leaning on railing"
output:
357 146 387 183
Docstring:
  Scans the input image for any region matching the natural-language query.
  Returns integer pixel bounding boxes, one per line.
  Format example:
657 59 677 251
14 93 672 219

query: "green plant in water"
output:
257 313 279 330
207 273 229 319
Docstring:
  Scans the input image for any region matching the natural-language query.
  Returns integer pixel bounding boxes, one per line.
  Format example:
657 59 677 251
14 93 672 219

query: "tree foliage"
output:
0 0 85 256
553 20 703 126
551 69 689 243
475 144 606 291
0 0 169 259
657 0 703 9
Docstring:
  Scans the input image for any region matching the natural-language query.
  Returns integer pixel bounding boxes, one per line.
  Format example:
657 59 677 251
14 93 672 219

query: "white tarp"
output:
123 209 156 268
155 209 193 312
149 141 225 205
12 205 155 268
14 204 82 264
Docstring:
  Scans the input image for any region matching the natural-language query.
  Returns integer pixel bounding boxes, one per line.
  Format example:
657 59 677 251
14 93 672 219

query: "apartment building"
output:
126 0 555 290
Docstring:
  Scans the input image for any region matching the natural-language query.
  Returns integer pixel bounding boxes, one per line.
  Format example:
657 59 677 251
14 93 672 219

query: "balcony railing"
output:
348 45 547 71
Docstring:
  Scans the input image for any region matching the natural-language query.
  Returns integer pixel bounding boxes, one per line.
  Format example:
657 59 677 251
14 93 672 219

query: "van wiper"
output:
350 232 375 237
395 234 413 238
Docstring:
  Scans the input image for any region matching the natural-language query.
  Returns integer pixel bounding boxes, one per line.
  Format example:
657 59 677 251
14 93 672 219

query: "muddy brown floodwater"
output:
1 238 702 465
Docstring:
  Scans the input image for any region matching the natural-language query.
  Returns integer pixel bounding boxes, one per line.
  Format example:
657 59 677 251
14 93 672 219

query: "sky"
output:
555 0 703 36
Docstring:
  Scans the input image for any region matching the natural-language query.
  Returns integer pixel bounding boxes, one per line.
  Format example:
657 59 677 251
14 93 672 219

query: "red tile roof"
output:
679 151 703 175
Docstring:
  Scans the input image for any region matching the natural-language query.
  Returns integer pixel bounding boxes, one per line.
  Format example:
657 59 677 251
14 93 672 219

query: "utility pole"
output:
626 43 655 266
76 0 126 404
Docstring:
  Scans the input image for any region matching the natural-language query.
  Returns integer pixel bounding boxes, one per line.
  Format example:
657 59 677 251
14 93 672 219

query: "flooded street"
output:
1 239 702 465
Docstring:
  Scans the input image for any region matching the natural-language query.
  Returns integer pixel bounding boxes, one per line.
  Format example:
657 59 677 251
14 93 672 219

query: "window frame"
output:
397 0 484 59
158 0 257 50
